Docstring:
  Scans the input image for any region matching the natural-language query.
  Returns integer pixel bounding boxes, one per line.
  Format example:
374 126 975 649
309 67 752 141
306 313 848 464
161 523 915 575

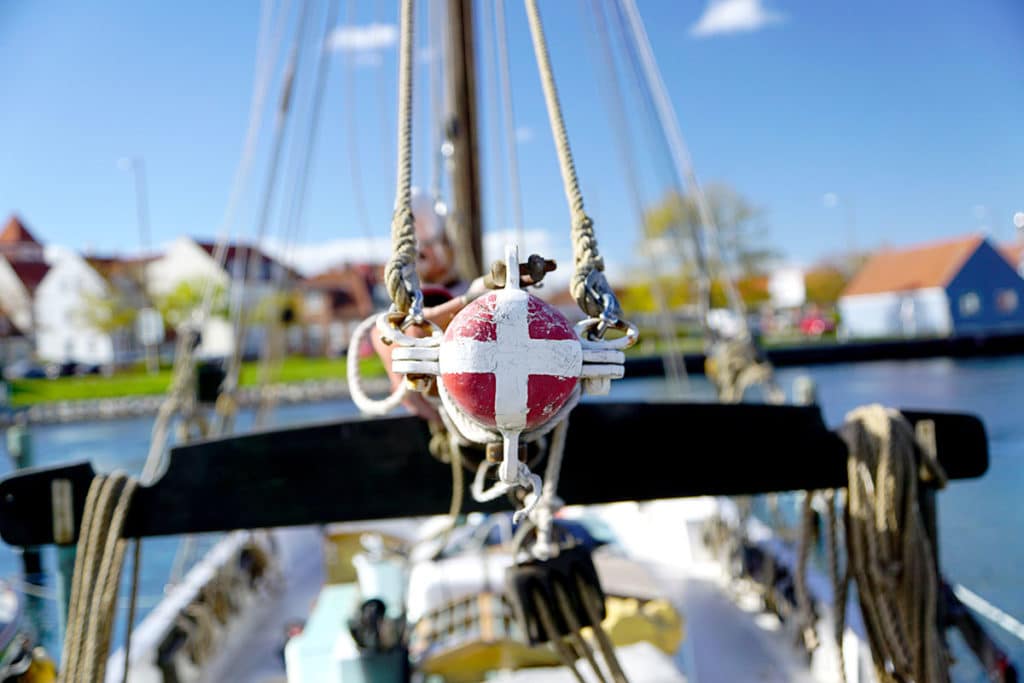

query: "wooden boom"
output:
0 402 987 546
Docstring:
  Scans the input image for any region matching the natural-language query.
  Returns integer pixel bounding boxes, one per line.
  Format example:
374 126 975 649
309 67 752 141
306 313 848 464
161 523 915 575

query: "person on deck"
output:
371 188 486 421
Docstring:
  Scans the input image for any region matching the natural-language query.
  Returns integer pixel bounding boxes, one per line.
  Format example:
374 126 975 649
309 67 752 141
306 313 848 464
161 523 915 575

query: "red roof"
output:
195 240 300 281
0 215 42 245
8 261 50 294
842 235 984 297
1000 241 1024 270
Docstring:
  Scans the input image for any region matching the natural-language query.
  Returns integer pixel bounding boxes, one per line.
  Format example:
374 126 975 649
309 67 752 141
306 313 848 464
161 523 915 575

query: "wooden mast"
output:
445 0 484 280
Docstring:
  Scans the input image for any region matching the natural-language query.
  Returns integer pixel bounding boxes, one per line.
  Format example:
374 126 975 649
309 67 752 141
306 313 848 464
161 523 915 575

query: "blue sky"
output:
2 0 1022 275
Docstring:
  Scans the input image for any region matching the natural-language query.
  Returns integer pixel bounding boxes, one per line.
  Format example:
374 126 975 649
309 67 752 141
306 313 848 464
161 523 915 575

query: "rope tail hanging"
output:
835 405 950 683
384 0 421 315
60 472 138 683
523 0 607 321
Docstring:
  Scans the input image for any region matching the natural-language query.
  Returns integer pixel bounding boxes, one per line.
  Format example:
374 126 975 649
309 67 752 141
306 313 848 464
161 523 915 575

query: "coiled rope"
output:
833 405 950 683
383 0 420 314
523 0 606 319
60 472 138 683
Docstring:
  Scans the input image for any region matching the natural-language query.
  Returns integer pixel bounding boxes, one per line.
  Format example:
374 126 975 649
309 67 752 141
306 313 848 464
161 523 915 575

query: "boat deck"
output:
216 500 827 683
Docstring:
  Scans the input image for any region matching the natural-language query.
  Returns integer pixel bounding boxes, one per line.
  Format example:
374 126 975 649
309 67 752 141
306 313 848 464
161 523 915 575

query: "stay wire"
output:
480 0 508 240
495 0 525 247
343 0 375 241
581 0 687 393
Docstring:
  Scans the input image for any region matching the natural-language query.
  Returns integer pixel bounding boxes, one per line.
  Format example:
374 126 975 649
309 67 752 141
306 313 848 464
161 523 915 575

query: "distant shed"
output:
838 235 1024 339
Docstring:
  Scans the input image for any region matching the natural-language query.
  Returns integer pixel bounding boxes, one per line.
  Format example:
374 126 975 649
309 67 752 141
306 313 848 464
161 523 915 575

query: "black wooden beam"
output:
0 402 987 546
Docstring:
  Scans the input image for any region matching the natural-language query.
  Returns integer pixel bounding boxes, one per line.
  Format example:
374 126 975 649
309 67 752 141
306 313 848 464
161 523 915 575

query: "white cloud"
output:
690 0 784 37
515 126 534 144
329 23 397 52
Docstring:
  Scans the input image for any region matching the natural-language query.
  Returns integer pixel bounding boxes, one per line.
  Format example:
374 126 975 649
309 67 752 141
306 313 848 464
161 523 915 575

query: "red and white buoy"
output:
385 244 634 495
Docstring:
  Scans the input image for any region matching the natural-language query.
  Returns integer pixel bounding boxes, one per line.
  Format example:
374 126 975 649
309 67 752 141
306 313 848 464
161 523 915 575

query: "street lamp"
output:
823 191 857 268
117 156 151 251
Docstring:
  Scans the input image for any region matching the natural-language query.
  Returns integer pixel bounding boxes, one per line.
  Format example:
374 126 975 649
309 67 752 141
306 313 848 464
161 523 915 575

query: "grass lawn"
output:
6 355 387 407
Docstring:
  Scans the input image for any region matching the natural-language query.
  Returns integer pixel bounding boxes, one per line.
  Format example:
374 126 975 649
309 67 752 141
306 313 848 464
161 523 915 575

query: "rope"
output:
533 588 587 683
384 0 420 314
60 472 138 683
616 0 745 328
523 0 605 318
347 314 408 415
794 491 819 653
837 405 950 683
577 576 629 683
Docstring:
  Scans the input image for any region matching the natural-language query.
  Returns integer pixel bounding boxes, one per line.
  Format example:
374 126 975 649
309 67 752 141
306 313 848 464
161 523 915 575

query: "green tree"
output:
644 183 779 278
77 289 137 335
155 280 228 329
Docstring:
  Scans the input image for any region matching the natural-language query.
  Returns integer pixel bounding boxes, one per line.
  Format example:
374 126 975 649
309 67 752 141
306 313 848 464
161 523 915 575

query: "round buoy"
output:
439 287 582 433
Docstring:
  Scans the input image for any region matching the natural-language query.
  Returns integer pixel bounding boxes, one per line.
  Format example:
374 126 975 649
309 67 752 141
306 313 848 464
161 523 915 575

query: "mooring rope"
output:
836 405 950 683
60 472 138 683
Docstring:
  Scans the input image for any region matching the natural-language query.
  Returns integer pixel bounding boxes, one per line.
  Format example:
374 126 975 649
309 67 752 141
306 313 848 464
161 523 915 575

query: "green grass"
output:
6 355 387 407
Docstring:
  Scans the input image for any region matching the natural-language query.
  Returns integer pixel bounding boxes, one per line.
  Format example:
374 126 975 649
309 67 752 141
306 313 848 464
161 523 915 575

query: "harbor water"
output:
0 356 1021 680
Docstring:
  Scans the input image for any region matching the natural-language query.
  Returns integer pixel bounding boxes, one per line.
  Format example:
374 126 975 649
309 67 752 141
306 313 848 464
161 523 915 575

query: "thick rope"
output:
838 405 949 683
60 472 138 683
523 0 605 318
384 0 420 313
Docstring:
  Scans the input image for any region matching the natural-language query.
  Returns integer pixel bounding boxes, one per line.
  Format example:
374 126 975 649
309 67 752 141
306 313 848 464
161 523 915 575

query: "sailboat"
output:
0 1 1014 682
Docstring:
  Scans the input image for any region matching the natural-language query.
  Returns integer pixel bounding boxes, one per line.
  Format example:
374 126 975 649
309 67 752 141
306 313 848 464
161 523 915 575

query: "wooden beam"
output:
0 402 987 547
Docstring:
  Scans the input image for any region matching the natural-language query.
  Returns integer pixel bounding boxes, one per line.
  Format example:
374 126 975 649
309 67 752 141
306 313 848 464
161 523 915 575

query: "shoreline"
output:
625 330 1024 377
0 377 392 427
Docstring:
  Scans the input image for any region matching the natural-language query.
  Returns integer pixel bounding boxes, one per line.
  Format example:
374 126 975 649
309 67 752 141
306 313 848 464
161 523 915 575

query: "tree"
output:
155 280 228 329
804 266 849 306
644 183 779 278
77 289 137 336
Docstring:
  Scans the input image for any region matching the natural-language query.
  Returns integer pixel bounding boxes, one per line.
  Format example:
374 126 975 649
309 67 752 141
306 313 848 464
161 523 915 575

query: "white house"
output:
145 237 298 358
34 247 116 365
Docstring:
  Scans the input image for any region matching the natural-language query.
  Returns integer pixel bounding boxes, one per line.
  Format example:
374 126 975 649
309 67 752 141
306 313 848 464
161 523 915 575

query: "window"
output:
996 289 1019 314
959 292 981 317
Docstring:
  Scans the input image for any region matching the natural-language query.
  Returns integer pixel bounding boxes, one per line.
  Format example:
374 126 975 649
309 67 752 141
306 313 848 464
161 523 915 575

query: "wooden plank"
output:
0 402 988 546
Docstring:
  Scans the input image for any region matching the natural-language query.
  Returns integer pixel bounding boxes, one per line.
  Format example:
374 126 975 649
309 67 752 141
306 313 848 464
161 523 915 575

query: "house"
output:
86 255 160 363
145 236 300 358
1000 241 1024 278
301 263 384 355
0 310 30 368
0 216 50 336
838 235 1024 339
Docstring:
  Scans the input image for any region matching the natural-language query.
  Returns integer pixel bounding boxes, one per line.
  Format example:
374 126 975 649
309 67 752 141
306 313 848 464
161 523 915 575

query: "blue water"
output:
0 357 1020 680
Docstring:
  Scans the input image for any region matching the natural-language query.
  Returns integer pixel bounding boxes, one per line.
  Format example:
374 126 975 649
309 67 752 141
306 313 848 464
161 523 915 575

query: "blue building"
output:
838 235 1024 339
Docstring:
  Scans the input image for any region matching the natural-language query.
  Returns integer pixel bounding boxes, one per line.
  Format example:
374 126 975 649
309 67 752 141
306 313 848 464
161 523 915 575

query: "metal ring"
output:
574 317 639 350
376 311 443 348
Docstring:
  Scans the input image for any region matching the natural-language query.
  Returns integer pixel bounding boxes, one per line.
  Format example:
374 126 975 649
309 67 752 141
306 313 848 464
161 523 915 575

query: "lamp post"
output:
118 156 151 251
119 157 160 372
823 192 857 272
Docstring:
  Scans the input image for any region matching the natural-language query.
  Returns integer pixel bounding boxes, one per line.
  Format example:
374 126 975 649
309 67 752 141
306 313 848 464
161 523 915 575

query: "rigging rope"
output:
343 0 375 241
582 0 687 393
383 0 420 314
523 0 606 319
835 405 950 683
480 0 508 240
218 0 314 436
616 0 744 328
